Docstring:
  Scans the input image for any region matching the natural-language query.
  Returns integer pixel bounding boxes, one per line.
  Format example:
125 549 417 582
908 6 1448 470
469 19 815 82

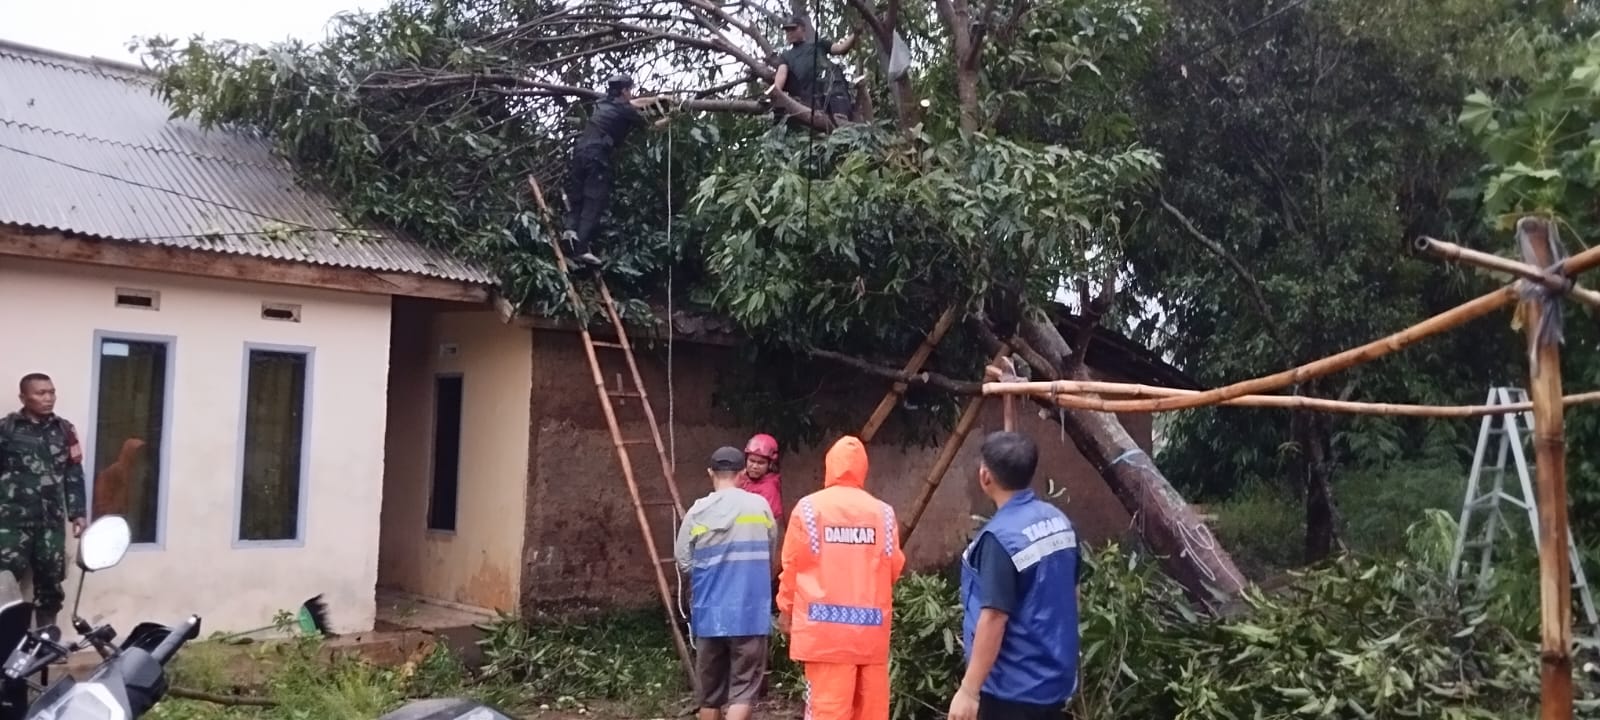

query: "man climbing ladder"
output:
562 74 679 267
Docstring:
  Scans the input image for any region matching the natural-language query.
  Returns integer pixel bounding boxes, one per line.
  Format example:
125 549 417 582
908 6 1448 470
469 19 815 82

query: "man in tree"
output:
948 432 1085 720
675 446 777 720
769 14 858 122
0 374 87 630
560 73 677 267
777 435 904 720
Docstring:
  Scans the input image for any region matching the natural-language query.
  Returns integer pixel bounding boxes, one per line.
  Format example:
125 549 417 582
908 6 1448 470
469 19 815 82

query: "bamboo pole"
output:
858 305 960 442
995 356 1020 431
1417 237 1600 310
981 377 1600 417
902 348 1009 547
1519 218 1573 720
980 242 1600 414
901 394 986 546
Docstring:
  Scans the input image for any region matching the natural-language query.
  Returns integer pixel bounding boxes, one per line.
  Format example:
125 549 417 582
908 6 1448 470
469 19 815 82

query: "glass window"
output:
91 337 169 544
239 349 309 542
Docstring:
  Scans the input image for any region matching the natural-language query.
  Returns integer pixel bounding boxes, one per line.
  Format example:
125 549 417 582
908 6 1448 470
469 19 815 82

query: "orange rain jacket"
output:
777 436 907 664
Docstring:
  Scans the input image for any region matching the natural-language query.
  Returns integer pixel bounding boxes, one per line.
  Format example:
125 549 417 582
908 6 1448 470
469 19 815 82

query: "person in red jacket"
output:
740 434 784 523
777 435 906 720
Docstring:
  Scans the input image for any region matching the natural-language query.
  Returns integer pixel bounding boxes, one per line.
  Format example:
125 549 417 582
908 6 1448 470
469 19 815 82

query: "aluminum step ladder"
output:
1448 386 1598 628
523 176 695 685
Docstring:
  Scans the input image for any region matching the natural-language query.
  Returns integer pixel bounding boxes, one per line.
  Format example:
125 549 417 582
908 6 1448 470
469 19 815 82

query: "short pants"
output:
695 635 769 709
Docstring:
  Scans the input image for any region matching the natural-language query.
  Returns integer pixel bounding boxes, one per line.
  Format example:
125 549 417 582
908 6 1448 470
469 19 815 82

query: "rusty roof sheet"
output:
0 39 497 286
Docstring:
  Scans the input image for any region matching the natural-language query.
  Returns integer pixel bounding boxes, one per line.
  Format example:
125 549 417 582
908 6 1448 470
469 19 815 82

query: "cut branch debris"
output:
170 687 278 708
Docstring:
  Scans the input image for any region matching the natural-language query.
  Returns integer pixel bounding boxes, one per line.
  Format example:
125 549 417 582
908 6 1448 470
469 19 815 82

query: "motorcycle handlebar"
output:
148 615 200 666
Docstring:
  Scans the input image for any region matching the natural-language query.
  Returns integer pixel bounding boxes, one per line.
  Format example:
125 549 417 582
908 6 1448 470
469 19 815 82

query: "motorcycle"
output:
0 514 514 720
377 698 516 720
0 514 200 720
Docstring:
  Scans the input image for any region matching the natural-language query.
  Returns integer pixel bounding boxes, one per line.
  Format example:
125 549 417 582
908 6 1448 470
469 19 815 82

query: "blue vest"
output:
684 492 774 638
689 540 772 637
960 490 1080 705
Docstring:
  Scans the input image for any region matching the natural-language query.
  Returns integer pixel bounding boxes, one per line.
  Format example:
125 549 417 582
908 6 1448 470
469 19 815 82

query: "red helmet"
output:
744 433 780 462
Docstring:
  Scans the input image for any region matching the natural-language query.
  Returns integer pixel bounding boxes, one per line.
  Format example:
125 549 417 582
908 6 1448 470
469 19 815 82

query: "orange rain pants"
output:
803 662 890 720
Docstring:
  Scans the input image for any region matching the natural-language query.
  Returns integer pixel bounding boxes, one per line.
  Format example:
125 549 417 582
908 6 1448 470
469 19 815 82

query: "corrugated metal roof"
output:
0 39 497 287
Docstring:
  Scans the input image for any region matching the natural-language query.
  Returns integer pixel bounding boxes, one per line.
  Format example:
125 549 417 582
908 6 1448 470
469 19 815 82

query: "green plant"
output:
887 574 965 720
476 608 683 712
863 524 1600 719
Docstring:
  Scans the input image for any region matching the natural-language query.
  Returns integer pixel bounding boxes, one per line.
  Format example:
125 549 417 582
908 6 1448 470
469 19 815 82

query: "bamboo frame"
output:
1518 219 1573 720
981 220 1599 718
525 177 696 686
858 305 960 443
899 348 1010 546
982 377 1600 417
1417 237 1600 310
982 242 1600 415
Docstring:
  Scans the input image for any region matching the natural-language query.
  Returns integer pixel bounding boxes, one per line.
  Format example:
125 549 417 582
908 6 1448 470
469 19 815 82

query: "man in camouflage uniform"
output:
0 374 87 629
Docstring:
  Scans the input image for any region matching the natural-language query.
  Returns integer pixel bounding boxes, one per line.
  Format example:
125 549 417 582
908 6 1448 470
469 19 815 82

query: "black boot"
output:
32 609 56 632
564 231 602 268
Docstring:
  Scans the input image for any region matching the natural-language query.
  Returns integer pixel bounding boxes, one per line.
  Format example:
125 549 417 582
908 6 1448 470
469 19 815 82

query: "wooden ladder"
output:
524 177 695 684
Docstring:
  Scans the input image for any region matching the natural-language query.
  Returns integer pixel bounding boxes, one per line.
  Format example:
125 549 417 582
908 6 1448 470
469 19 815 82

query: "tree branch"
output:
681 0 778 61
767 90 852 130
1158 195 1288 353
1069 263 1117 371
807 348 984 394
843 0 891 47
170 687 278 708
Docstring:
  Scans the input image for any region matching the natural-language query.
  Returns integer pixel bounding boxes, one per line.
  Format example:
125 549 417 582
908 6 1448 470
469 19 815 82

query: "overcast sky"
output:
0 0 367 61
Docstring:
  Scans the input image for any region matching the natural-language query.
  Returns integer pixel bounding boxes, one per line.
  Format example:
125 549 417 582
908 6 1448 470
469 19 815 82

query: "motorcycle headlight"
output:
35 684 125 720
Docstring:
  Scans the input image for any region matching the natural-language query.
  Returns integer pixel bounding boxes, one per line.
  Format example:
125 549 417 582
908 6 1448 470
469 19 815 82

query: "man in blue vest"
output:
949 431 1085 720
675 446 777 720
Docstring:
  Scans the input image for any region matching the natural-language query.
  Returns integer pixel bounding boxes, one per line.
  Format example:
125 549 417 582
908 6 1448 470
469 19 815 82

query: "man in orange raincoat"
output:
777 435 906 720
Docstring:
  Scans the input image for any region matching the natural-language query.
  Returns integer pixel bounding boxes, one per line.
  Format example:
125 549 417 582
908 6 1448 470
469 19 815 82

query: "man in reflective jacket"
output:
675 447 778 720
777 435 905 720
948 431 1085 720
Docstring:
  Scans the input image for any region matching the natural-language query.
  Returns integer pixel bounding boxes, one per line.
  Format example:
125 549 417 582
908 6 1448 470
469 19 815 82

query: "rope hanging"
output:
664 118 692 641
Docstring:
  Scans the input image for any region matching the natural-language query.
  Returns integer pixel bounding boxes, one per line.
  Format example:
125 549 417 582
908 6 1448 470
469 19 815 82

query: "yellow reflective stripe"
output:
690 516 772 536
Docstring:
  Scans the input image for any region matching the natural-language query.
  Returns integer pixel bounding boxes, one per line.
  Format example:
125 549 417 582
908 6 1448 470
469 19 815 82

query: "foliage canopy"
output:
137 0 1170 447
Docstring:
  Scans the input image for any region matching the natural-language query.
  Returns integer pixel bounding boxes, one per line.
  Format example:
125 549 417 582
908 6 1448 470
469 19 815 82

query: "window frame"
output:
425 372 464 535
232 343 316 549
85 330 177 550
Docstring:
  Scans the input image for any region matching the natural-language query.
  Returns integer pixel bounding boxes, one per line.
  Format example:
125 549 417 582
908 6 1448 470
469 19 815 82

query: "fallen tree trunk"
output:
1016 316 1248 608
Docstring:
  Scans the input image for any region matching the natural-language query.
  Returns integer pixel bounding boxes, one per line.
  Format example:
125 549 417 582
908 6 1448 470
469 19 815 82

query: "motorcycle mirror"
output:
76 516 131 572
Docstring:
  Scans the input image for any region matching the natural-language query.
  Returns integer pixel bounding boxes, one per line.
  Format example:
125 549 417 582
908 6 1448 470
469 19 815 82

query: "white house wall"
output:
0 255 390 634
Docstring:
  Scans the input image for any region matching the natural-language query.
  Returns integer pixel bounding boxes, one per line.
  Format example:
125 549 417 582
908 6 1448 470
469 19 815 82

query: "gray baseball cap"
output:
710 446 746 471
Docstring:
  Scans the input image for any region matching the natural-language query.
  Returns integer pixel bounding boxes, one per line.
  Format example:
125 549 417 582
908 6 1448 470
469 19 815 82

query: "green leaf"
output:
1458 91 1497 134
